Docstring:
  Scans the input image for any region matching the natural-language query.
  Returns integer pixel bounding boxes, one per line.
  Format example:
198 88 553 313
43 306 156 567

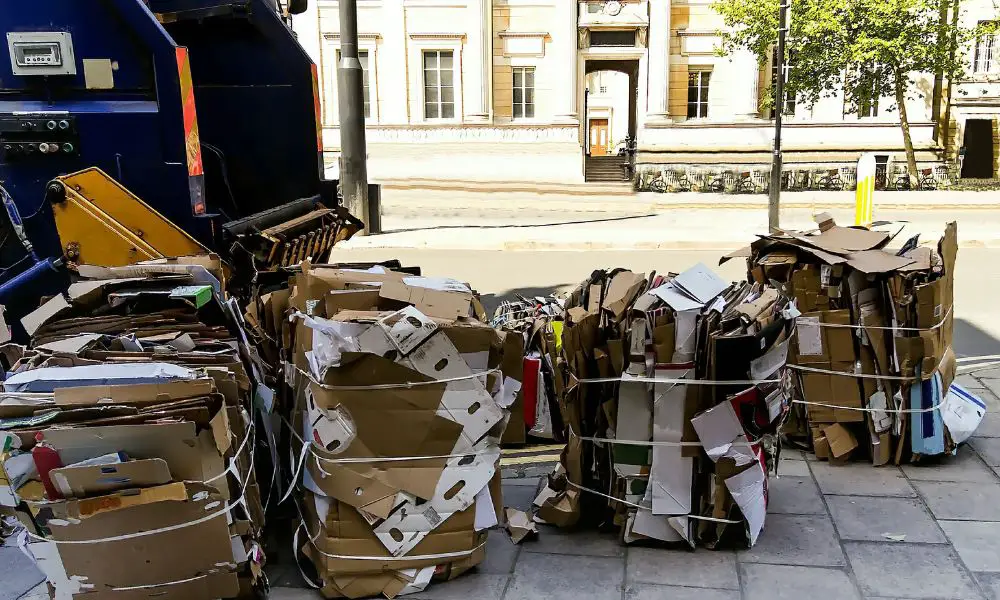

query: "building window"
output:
336 50 371 119
770 48 795 117
513 67 535 119
599 85 608 94
687 70 711 119
423 50 455 119
590 30 636 47
974 22 997 73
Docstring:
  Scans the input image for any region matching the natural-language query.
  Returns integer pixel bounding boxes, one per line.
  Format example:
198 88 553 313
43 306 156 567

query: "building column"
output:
646 0 670 123
734 48 760 119
555 1 579 123
464 0 491 122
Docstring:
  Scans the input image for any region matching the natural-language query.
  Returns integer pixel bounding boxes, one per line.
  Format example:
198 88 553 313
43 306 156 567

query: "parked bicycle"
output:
892 168 937 191
816 169 844 191
648 171 668 193
707 171 729 193
735 171 756 194
670 169 693 192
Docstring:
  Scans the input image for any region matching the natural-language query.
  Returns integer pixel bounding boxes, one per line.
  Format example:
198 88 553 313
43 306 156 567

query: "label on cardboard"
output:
796 317 823 356
750 338 789 380
765 388 785 422
820 264 832 287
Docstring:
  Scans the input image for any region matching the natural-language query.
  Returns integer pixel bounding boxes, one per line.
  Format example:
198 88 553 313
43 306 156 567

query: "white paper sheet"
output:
672 263 729 304
795 317 823 356
649 282 704 312
724 461 767 546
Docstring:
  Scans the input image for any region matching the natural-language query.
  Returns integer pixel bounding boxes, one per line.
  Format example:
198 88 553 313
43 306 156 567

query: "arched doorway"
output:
583 60 639 182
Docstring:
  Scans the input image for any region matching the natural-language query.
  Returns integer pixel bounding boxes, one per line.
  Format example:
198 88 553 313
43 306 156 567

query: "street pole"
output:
768 0 789 233
337 0 370 232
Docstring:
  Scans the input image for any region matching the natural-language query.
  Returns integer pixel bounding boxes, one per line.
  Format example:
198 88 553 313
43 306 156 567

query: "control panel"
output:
7 32 76 76
0 115 80 161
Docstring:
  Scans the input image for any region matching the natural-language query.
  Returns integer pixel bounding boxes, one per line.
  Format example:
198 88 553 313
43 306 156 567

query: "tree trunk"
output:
894 71 919 185
931 0 951 138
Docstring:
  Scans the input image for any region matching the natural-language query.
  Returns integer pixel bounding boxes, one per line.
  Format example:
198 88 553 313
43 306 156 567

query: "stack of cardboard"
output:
533 265 793 548
0 256 267 599
247 262 521 599
729 217 984 464
490 295 564 443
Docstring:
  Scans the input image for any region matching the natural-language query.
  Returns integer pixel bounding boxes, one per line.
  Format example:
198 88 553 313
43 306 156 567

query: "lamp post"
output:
768 0 790 232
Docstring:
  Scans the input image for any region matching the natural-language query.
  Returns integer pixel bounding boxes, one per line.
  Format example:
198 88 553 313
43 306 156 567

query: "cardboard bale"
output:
530 265 792 550
4 259 269 598
277 267 518 598
735 218 966 464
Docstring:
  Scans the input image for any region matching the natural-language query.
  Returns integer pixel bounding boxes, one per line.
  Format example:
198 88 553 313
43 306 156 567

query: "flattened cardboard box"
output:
28 482 238 599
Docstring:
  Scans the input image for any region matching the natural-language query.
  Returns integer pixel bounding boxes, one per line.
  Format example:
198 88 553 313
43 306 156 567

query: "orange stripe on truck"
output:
310 63 323 152
176 47 204 179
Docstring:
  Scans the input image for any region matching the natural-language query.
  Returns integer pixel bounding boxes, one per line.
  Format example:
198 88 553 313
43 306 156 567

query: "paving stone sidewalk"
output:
264 372 1000 600
11 374 1000 600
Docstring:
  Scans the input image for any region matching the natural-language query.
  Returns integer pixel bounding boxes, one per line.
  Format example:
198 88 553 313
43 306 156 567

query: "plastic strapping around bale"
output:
23 407 258 546
276 415 498 505
578 434 764 448
809 305 953 332
203 421 254 485
575 375 781 385
110 571 231 592
293 364 501 391
564 482 742 524
298 518 488 561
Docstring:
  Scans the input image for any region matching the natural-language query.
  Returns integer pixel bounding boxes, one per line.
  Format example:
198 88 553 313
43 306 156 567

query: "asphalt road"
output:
328 246 1000 359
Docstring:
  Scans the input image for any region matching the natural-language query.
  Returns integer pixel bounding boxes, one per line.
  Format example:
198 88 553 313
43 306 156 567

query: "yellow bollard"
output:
855 153 876 226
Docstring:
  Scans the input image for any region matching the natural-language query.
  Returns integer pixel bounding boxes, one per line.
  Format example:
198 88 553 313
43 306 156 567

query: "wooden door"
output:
589 119 609 156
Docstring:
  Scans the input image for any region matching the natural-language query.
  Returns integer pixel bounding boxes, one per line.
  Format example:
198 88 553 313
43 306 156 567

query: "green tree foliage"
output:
713 0 993 182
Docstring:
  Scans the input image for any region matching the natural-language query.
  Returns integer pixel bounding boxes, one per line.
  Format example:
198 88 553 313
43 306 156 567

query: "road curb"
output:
339 238 1000 252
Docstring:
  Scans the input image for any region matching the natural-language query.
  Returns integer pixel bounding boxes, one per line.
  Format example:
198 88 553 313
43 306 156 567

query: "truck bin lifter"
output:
0 0 365 338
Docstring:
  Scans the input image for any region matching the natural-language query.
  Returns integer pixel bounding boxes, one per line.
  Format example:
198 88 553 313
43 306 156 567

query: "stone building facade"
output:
292 0 1000 187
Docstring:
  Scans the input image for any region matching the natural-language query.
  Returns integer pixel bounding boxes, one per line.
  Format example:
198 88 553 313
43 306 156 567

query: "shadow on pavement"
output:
955 319 1000 359
380 213 658 234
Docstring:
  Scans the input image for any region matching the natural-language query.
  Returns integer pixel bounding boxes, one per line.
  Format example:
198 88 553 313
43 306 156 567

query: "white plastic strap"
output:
293 364 499 391
25 410 258 546
792 397 945 415
279 412 494 466
292 523 323 590
579 435 763 448
565 481 741 524
110 572 226 591
810 305 952 332
576 375 781 386
203 421 254 485
787 363 917 382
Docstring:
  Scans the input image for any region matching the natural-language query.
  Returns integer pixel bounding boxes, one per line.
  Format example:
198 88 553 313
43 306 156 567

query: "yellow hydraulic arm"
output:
47 168 208 267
